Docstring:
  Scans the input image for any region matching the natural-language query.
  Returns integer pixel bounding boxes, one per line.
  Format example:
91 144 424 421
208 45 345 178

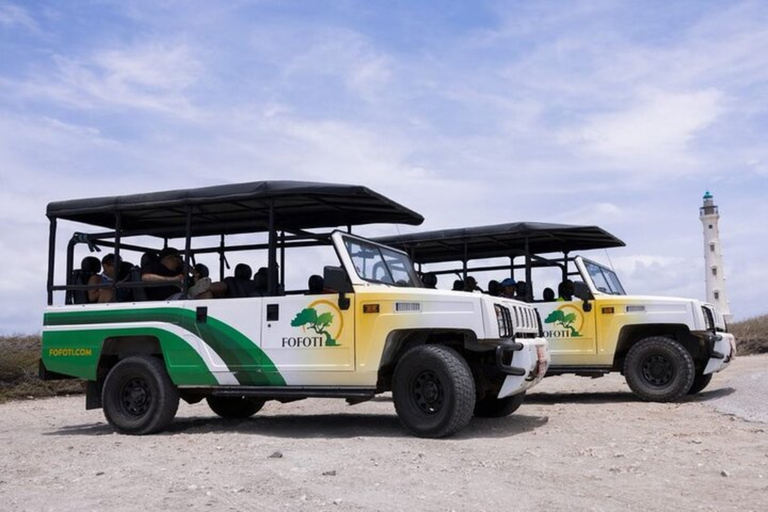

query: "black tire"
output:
623 336 695 402
392 345 476 438
207 396 265 419
474 392 526 418
687 372 713 395
102 356 180 435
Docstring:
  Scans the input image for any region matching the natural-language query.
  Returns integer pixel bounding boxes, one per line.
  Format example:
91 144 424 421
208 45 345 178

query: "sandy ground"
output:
1 355 767 512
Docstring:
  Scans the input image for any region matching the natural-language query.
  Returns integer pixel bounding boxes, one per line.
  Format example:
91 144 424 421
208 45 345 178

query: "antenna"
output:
604 249 616 272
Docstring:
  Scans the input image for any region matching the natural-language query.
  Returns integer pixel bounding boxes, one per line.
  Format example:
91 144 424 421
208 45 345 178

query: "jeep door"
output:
537 299 598 365
259 293 356 377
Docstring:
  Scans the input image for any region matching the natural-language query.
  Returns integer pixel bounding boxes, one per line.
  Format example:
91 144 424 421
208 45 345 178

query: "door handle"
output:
267 304 279 321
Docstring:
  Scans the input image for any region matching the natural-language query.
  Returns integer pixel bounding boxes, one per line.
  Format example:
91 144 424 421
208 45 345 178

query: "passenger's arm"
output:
86 274 101 303
141 273 184 283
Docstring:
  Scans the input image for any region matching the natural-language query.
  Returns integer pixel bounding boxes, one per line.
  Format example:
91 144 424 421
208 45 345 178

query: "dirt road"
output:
1 355 767 512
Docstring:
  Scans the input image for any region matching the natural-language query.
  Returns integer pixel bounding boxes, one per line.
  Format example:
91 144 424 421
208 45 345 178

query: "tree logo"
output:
288 300 343 347
544 305 584 338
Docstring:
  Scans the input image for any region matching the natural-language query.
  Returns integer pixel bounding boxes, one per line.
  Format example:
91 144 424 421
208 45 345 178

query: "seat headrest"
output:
308 275 324 293
253 267 268 291
422 273 437 288
81 256 101 274
234 263 252 280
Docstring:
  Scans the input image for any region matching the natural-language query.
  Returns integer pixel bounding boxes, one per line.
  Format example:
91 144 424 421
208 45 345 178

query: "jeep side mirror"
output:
573 281 593 301
323 266 353 310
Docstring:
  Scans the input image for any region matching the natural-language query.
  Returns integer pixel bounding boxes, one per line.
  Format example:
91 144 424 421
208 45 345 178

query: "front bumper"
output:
703 332 736 375
496 337 550 398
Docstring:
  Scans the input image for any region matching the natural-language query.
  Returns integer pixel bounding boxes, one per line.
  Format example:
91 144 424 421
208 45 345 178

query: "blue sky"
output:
1 0 766 333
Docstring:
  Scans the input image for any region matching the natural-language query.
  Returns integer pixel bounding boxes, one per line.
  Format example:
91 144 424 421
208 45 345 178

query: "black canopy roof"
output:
375 222 625 263
47 181 424 238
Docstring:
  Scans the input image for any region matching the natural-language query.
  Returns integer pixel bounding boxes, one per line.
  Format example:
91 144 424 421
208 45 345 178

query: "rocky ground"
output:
1 355 766 512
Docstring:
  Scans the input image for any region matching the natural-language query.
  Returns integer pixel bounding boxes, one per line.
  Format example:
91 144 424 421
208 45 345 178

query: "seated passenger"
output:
87 253 121 303
253 267 268 295
557 280 575 301
487 280 501 297
421 272 438 289
452 279 464 291
141 247 185 301
69 256 101 304
464 276 481 292
499 278 516 298
188 263 212 299
542 287 556 301
515 280 528 300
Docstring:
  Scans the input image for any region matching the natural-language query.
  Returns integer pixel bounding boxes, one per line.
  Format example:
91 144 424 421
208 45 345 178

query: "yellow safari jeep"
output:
40 182 549 437
378 222 735 402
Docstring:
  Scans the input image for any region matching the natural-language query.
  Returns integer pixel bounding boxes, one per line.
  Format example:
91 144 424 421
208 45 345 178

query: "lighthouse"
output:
699 191 732 322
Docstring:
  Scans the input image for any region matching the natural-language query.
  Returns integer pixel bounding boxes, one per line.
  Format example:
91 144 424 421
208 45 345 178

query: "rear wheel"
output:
393 345 476 438
623 336 695 402
207 396 265 419
102 356 179 435
474 392 525 418
687 372 713 395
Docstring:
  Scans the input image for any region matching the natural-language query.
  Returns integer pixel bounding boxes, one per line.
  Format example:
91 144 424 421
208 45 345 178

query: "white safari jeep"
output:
40 182 548 438
378 221 735 402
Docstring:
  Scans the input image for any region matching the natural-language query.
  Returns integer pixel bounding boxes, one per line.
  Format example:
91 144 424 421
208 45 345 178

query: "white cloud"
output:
13 42 203 116
559 89 724 173
0 2 38 32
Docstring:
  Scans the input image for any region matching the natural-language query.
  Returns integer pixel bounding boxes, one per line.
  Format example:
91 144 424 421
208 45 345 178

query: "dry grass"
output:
730 314 768 356
0 335 82 403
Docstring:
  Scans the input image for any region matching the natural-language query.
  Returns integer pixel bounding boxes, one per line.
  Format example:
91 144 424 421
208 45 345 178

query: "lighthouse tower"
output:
699 191 732 322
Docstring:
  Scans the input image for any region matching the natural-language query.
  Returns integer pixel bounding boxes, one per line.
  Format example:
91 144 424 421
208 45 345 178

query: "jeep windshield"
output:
581 258 626 295
343 236 422 287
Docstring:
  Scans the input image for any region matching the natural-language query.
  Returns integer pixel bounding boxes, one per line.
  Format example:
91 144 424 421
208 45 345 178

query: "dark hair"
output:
140 251 159 269
101 253 121 266
158 247 180 260
234 263 253 280
193 263 209 278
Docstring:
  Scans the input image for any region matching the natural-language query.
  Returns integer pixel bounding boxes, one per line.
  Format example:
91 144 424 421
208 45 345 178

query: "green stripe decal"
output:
43 327 218 385
44 308 285 386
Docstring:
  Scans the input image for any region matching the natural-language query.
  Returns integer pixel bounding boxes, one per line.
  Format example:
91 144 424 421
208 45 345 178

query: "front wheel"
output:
102 356 180 435
392 345 476 438
687 372 713 395
474 392 526 418
623 336 695 402
207 396 265 419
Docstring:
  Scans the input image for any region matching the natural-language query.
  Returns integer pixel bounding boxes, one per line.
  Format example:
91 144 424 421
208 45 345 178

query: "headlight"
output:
494 304 513 338
701 306 715 331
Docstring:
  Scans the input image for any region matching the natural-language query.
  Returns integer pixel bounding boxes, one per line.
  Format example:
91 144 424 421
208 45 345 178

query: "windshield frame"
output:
336 232 423 288
577 257 626 295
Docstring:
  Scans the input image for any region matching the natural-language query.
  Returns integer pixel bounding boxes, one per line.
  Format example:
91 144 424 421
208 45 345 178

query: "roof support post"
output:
267 201 277 295
47 218 57 306
279 230 285 291
218 235 226 280
462 242 468 280
113 212 122 299
524 236 532 301
183 206 192 294
562 251 569 281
